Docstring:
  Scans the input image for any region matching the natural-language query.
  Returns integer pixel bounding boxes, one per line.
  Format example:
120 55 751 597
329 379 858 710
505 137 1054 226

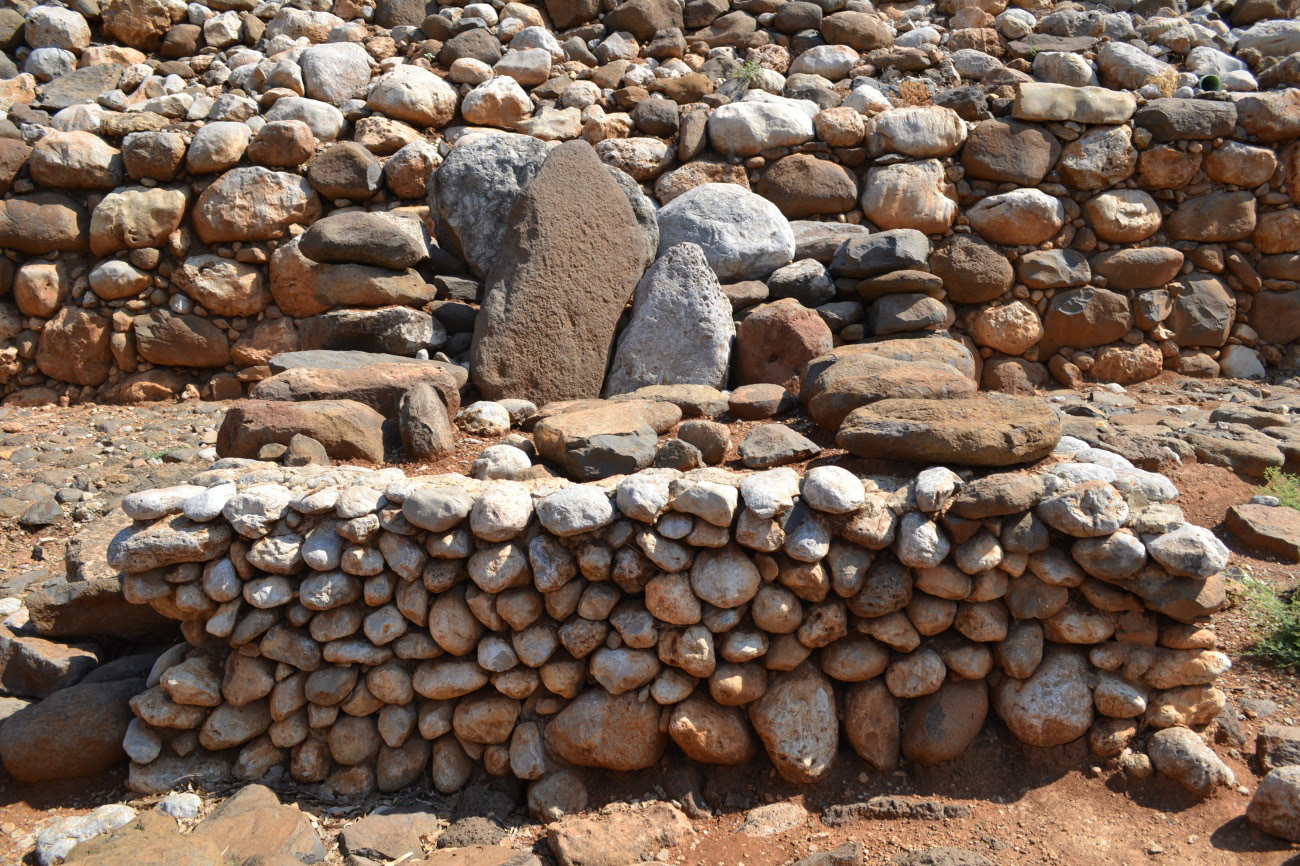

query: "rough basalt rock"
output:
471 141 645 405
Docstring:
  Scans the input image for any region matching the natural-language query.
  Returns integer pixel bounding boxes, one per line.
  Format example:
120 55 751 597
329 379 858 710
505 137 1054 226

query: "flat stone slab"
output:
1007 35 1097 58
251 362 463 420
36 64 125 110
269 350 468 388
1013 82 1136 125
738 423 822 469
532 400 677 481
836 396 1061 466
1225 503 1300 561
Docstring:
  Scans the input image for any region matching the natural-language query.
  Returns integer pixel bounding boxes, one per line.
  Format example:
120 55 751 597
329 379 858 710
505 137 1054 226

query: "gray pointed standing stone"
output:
604 243 735 396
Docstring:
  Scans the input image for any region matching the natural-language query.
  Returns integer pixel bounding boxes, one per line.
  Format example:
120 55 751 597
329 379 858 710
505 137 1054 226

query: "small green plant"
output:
729 59 765 87
140 447 181 461
1256 466 1300 511
1237 571 1300 669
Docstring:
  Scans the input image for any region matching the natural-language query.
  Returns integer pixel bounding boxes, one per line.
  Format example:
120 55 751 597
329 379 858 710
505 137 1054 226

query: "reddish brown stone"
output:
837 396 1061 466
735 298 833 394
134 311 231 368
102 370 190 403
0 193 89 254
36 307 112 386
962 119 1059 186
1039 288 1133 357
0 138 30 194
217 399 387 462
928 234 1014 304
755 154 858 218
250 362 461 419
981 357 1048 394
231 318 300 367
1091 247 1184 290
1090 343 1162 385
193 785 323 863
0 678 142 782
247 120 316 168
1225 504 1300 561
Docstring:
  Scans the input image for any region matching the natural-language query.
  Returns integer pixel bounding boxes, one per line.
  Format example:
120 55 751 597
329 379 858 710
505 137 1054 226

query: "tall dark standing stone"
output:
471 140 646 405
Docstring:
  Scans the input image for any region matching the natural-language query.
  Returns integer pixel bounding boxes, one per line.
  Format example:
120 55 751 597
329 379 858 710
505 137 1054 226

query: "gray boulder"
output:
264 96 346 142
298 306 444 356
1248 766 1300 841
605 243 734 396
400 382 457 461
429 131 554 278
831 229 930 278
992 647 1093 746
656 183 795 282
299 42 372 105
1148 726 1236 798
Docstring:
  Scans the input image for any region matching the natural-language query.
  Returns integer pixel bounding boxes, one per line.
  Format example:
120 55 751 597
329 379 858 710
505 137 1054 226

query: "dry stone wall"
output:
111 443 1233 796
3 0 1300 402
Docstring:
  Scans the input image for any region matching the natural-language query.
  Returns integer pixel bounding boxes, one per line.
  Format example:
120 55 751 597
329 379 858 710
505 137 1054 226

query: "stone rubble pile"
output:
104 437 1236 797
1 0 1300 405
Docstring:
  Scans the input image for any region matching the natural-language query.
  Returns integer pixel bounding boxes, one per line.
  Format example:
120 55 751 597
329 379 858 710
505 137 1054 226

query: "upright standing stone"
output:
605 243 734 395
472 141 647 405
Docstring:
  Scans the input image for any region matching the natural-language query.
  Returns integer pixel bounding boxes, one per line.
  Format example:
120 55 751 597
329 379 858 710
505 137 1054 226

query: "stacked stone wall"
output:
3 0 1300 401
111 451 1232 795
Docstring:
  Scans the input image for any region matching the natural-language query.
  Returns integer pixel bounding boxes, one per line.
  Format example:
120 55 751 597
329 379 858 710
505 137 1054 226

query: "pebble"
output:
155 792 203 820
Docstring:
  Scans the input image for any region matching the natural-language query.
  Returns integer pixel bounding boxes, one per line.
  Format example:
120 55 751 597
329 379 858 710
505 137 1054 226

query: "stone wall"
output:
110 447 1232 796
4 0 1300 402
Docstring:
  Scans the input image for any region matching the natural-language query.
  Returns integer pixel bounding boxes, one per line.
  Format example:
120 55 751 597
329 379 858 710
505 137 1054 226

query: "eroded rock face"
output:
471 141 646 406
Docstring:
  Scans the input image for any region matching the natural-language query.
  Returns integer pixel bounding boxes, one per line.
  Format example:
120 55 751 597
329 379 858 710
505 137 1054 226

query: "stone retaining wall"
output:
5 9 1300 404
110 446 1232 796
